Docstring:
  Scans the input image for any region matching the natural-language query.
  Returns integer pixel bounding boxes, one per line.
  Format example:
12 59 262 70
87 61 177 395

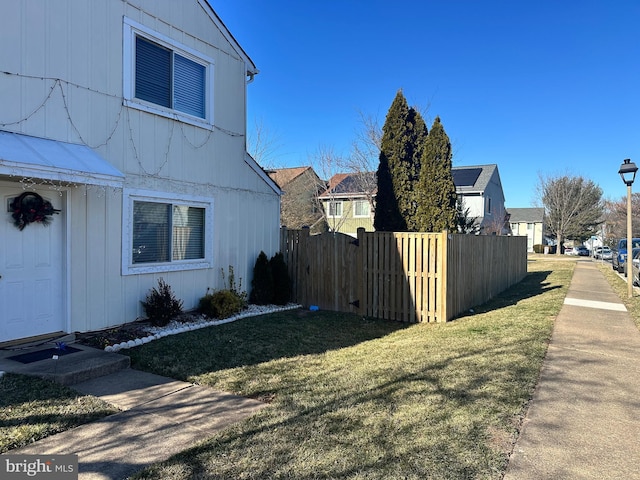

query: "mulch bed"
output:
75 313 200 349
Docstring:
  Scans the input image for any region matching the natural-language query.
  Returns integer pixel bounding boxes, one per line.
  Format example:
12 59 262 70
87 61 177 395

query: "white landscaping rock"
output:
102 303 301 350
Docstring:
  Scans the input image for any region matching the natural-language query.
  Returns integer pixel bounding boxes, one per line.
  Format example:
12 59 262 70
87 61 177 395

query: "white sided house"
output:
452 164 509 235
0 1 281 344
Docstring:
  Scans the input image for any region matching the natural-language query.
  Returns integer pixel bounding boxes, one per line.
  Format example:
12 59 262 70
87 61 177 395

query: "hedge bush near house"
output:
269 252 292 305
533 244 557 254
249 251 292 306
250 251 274 305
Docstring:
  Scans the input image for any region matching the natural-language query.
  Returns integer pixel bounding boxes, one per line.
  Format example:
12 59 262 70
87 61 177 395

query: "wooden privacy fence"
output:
280 227 528 322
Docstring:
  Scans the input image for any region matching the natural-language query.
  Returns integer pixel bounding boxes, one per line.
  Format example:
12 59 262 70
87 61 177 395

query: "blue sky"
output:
212 1 640 208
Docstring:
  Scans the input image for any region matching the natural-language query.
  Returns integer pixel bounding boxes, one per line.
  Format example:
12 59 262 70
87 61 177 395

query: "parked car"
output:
624 248 640 279
612 238 640 272
630 249 640 286
593 246 613 260
564 246 575 255
574 246 589 256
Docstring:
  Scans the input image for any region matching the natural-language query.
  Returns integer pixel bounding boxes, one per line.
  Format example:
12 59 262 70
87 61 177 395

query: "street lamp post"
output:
618 158 638 298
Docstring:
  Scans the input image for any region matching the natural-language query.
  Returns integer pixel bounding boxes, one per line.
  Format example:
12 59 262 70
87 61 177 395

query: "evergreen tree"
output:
374 90 428 231
249 251 274 305
415 116 457 232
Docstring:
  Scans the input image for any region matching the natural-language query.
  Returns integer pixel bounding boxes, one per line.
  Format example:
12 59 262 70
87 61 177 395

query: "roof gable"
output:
200 0 258 75
452 164 498 193
319 172 377 198
267 167 318 188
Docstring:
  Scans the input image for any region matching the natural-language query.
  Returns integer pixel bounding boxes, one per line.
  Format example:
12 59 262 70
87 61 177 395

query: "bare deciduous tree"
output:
311 145 349 233
537 173 604 254
247 118 283 169
602 194 640 245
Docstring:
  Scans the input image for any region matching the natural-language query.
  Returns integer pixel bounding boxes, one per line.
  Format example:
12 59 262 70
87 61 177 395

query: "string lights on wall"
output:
0 70 259 197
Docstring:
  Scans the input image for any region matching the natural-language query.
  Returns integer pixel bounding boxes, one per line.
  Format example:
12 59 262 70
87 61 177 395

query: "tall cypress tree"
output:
374 90 428 232
415 116 457 232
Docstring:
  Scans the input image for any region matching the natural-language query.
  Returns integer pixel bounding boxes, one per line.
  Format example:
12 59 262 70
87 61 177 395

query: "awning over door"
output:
0 131 124 187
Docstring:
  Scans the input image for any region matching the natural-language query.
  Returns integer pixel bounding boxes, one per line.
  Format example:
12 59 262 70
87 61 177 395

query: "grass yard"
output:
126 256 573 480
0 374 118 453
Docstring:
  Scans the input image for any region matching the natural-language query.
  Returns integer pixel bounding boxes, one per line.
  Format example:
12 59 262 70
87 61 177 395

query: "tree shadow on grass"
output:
125 309 411 378
453 270 561 320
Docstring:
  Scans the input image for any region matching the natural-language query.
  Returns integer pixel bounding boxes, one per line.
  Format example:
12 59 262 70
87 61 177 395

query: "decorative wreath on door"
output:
9 192 61 230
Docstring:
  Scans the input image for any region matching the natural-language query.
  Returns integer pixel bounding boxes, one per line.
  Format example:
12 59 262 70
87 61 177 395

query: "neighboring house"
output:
267 166 327 234
318 172 377 237
319 165 508 236
508 208 546 252
0 1 281 344
453 164 509 235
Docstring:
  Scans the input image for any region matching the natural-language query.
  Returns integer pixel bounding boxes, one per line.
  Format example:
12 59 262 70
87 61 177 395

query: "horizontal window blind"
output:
132 201 171 264
135 37 171 109
174 54 206 118
172 205 205 260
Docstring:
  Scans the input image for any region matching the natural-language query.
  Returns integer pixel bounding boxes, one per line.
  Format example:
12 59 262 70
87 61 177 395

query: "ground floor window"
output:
132 201 204 263
123 189 213 274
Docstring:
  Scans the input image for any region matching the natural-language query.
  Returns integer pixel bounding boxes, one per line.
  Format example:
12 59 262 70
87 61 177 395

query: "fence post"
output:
440 230 449 322
356 227 365 313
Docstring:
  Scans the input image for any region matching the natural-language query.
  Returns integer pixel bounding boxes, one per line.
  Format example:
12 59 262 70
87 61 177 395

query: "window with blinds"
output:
328 201 342 217
353 200 369 217
135 36 206 119
132 201 205 264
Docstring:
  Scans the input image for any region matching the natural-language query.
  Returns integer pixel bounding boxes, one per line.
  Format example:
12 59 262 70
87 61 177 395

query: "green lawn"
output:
0 256 578 478
0 374 118 453
125 256 572 479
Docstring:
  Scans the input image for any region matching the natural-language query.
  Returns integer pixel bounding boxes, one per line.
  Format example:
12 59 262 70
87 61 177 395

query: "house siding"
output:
0 1 279 336
323 198 375 237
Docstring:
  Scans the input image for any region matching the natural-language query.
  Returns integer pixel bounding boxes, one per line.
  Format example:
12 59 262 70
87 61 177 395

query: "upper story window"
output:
353 200 369 217
328 201 343 217
123 18 214 127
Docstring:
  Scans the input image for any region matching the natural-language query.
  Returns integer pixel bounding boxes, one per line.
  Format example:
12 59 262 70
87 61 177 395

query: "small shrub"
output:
199 290 245 319
210 290 245 319
198 293 217 318
269 252 291 305
141 278 183 327
198 266 248 319
250 251 274 305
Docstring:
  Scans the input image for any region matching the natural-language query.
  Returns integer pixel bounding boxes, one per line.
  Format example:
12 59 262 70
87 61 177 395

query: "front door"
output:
0 185 65 343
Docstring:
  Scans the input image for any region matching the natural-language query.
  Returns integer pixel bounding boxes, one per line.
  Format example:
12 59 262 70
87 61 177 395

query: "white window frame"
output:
122 188 214 275
123 17 215 129
328 200 343 218
353 199 369 218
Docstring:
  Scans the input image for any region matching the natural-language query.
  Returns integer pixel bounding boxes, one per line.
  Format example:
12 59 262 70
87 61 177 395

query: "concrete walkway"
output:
7 369 266 479
504 259 640 479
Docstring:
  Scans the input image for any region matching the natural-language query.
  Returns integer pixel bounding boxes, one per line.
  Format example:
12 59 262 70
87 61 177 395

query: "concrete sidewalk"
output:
6 369 266 479
504 259 640 479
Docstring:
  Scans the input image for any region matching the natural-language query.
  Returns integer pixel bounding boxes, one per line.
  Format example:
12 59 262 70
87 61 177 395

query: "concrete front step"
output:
0 343 131 386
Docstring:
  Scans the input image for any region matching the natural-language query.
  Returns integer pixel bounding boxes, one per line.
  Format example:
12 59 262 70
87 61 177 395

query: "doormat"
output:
6 346 82 364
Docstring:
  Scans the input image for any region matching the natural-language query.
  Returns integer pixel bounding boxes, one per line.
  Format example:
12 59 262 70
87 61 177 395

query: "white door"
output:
0 186 65 343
